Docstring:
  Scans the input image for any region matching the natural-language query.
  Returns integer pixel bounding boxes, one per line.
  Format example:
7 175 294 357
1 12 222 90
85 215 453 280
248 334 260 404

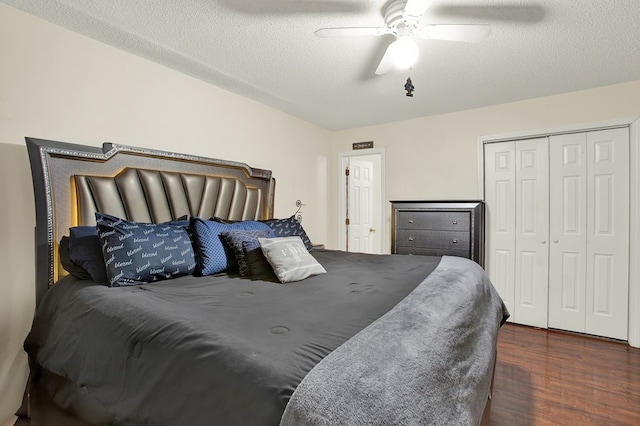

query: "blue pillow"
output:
190 217 273 276
96 213 196 287
69 226 109 283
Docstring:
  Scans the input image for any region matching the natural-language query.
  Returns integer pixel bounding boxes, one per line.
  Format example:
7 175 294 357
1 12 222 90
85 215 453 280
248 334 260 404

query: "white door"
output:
548 133 588 333
514 138 549 327
548 128 629 339
484 141 516 319
347 158 374 253
485 139 549 326
585 128 629 339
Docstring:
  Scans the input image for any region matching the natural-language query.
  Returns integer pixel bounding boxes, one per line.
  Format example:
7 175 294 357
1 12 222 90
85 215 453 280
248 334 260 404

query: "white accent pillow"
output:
258 236 326 283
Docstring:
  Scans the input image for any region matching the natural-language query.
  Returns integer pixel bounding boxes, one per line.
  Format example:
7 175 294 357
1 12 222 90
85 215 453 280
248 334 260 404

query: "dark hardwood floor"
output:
490 323 640 425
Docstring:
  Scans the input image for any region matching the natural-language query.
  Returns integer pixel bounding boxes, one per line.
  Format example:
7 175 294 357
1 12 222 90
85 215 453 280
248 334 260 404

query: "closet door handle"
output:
553 239 559 243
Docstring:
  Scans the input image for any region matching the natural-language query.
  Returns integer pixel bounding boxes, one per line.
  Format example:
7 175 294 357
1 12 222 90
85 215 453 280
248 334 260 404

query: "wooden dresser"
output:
391 201 485 267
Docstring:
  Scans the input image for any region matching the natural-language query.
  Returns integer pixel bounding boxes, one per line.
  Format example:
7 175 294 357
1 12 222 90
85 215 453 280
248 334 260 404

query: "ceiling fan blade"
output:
314 27 390 37
431 5 545 24
374 42 395 75
404 0 431 18
418 24 491 42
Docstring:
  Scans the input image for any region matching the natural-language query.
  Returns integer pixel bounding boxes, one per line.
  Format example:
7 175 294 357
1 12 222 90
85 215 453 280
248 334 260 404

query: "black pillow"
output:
243 239 278 282
59 236 93 280
69 226 109 282
96 213 195 287
220 229 274 276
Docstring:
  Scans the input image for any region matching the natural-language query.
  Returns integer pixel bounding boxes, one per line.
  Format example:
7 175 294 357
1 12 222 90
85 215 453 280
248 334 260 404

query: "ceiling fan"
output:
315 0 491 75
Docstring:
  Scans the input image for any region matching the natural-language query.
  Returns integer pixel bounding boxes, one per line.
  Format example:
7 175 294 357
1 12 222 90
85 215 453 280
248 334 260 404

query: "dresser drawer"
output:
396 229 470 250
396 211 471 231
395 247 471 258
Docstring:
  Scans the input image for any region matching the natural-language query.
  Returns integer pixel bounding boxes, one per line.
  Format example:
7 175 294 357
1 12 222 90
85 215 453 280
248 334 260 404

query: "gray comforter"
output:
26 250 444 425
280 256 509 426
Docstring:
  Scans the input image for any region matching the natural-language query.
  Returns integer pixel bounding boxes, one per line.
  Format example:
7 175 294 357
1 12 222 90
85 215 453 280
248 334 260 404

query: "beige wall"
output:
327 81 640 250
0 4 329 423
3 2 640 424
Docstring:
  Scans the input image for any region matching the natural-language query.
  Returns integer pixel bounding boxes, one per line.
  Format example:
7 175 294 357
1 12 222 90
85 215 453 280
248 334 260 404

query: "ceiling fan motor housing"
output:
384 0 421 32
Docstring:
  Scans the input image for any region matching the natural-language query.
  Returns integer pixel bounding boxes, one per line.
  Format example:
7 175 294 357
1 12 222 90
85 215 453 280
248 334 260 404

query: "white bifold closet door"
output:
485 138 549 327
548 128 629 340
514 138 549 328
484 141 516 319
485 127 629 340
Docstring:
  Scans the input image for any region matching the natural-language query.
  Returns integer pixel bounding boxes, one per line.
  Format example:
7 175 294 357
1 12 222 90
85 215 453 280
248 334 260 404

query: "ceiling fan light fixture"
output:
391 35 419 69
314 0 492 76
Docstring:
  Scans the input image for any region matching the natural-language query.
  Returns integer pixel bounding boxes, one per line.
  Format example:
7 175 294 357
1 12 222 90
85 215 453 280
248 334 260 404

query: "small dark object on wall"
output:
352 141 374 150
404 77 415 97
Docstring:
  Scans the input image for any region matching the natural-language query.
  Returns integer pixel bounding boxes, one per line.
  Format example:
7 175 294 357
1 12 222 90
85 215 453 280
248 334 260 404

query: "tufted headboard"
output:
26 137 275 305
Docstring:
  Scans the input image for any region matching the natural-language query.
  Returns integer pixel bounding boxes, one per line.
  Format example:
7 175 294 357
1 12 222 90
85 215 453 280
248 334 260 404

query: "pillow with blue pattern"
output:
62 216 189 284
262 216 314 251
96 213 195 287
190 217 274 276
213 215 314 251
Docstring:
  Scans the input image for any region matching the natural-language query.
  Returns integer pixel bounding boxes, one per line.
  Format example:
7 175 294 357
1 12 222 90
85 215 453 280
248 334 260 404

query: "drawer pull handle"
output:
452 239 458 244
408 236 414 242
408 220 414 224
452 220 458 225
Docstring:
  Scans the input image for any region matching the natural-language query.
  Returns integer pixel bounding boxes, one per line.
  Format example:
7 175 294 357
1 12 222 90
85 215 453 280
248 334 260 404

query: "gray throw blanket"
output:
280 256 509 426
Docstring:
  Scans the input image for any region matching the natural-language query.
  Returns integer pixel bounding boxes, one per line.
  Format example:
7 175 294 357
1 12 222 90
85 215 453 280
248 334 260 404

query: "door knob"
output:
369 228 376 233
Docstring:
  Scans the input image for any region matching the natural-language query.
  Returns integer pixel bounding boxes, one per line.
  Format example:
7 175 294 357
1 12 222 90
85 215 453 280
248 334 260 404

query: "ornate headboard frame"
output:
26 137 275 305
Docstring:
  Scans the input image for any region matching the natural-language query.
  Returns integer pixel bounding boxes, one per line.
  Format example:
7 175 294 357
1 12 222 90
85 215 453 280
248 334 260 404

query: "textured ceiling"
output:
3 0 640 130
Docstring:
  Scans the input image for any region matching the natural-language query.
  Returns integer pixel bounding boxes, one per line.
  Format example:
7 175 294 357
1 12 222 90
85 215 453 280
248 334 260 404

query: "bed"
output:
22 137 509 426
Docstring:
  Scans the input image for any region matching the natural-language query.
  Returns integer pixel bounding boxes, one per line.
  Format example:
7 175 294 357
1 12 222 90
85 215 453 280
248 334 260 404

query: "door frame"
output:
476 116 640 348
337 148 386 253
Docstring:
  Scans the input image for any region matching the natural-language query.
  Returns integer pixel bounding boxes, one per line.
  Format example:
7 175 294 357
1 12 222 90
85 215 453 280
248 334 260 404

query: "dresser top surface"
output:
390 201 484 210
390 200 483 203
